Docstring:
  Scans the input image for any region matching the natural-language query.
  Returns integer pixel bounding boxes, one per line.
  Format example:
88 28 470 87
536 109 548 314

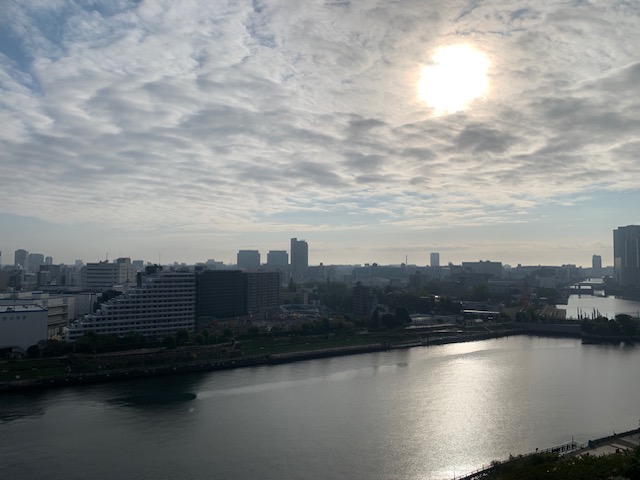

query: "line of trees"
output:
582 314 640 337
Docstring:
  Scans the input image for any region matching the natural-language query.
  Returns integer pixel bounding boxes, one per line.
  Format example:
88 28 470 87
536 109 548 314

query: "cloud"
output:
1 0 640 264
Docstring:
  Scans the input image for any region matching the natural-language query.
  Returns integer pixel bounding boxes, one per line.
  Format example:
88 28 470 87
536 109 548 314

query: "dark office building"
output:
196 270 281 322
614 225 640 287
196 270 247 321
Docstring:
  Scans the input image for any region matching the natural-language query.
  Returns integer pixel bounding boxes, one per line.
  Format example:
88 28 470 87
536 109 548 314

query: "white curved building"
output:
67 269 195 340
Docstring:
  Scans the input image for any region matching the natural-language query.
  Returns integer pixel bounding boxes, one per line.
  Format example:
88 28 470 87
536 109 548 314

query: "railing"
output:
453 440 584 480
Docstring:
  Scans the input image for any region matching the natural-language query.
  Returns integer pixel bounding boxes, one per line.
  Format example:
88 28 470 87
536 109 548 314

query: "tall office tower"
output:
592 254 602 277
237 250 261 271
14 249 28 268
67 268 195 340
290 238 308 280
27 253 45 273
266 250 288 267
45 256 53 266
430 252 440 268
613 225 640 287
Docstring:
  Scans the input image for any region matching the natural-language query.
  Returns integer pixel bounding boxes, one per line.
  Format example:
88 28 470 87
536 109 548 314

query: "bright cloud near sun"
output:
1 1 640 266
418 44 490 114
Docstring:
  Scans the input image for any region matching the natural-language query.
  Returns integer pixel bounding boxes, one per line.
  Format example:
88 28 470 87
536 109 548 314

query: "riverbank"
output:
0 328 526 393
0 322 597 394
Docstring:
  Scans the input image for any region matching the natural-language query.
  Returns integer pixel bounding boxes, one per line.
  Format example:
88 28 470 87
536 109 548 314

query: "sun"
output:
418 44 490 114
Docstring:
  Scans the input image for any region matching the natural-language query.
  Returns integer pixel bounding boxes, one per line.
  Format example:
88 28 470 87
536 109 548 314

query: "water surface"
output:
2 336 639 479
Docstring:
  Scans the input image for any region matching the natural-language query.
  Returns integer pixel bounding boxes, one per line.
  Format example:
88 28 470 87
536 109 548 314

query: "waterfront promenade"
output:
455 427 640 480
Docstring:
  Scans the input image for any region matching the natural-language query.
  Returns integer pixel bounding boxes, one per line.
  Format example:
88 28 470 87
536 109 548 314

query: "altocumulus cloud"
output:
1 0 640 245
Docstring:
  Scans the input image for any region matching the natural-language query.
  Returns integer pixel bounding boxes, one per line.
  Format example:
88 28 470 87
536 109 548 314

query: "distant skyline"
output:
1 1 639 267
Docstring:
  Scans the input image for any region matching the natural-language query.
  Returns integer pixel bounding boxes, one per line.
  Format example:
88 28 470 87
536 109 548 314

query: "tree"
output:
616 314 638 336
201 329 213 344
395 307 411 325
247 325 260 335
162 336 176 349
175 329 190 346
381 313 397 328
368 308 380 328
26 344 40 357
472 283 489 301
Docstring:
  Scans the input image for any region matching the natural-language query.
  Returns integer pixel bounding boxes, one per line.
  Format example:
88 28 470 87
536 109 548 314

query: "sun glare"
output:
418 44 490 114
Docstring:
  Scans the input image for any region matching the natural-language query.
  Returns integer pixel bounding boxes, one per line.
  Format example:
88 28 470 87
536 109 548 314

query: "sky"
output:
1 0 640 267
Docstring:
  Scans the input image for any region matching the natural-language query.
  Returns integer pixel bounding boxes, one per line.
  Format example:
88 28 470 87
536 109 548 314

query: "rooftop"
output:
0 304 47 313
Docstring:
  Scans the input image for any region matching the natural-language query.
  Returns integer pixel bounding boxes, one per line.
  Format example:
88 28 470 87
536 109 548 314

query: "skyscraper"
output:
27 253 45 273
613 225 640 287
266 250 288 267
237 250 260 271
290 238 308 280
14 249 28 268
592 254 602 277
430 252 440 268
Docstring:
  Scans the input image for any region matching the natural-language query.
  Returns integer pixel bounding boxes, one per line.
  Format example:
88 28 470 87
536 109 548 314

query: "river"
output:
2 336 640 480
559 293 640 320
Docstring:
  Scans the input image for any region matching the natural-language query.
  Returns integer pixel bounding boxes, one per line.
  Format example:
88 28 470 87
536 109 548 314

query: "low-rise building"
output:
0 304 48 351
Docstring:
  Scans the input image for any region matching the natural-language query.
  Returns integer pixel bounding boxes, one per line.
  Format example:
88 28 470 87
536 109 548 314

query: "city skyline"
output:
0 238 622 269
2 2 640 267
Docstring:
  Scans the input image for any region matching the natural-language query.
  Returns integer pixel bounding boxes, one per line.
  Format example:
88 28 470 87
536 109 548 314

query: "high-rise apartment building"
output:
246 271 280 314
430 252 440 268
237 250 261 271
290 238 308 280
614 225 640 287
67 268 195 340
353 282 377 317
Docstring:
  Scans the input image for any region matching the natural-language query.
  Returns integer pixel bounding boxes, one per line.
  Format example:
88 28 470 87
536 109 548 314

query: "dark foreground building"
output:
196 270 281 325
196 270 247 321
